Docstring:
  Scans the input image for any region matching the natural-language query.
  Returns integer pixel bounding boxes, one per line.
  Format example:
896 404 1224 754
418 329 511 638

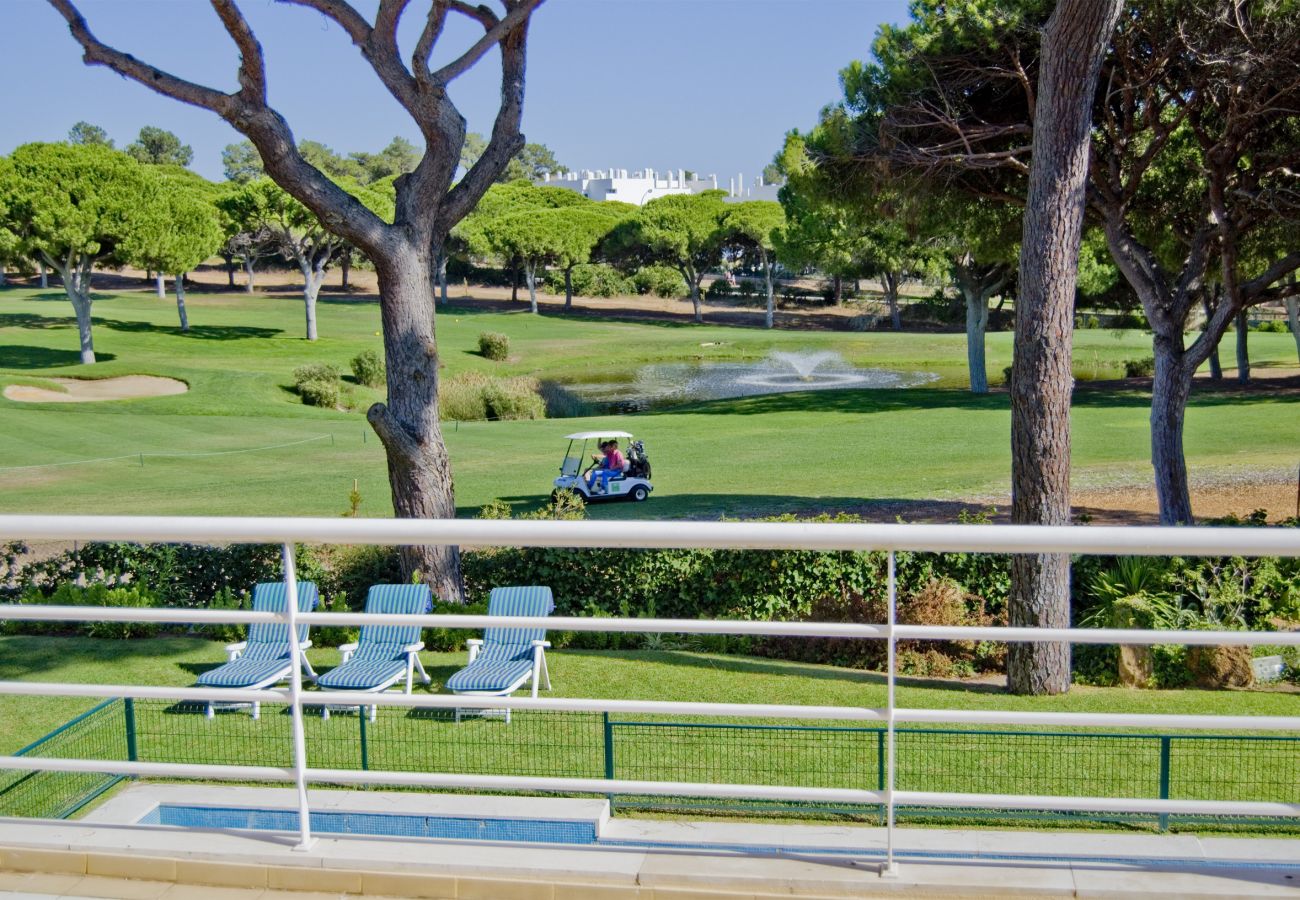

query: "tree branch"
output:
432 0 542 84
211 0 266 102
49 0 234 115
413 0 450 82
367 402 422 460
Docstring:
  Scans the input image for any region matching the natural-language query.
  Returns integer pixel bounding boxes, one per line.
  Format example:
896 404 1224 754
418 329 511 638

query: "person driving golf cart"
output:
586 439 627 494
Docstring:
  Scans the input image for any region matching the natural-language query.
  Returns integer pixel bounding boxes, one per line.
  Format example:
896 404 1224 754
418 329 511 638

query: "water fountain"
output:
553 350 937 413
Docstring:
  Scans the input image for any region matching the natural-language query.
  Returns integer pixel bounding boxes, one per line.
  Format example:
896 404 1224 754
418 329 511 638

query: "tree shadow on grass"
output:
0 313 77 330
0 635 208 680
98 319 283 341
0 345 115 368
557 648 1008 695
469 494 1006 523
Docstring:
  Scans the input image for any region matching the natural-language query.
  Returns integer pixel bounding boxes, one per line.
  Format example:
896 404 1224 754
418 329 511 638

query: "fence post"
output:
882 550 899 878
282 544 314 851
603 712 615 812
359 711 369 773
876 729 886 824
1158 735 1171 832
123 698 138 771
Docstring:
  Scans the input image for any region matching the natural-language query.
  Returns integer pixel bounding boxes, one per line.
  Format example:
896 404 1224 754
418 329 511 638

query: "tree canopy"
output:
125 125 194 167
67 121 112 147
611 192 729 322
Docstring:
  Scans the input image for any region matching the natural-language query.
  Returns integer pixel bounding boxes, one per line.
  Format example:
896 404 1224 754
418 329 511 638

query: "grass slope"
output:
1 287 1296 519
1 637 1295 825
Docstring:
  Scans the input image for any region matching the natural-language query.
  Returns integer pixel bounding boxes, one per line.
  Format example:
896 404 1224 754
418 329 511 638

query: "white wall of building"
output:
539 168 779 205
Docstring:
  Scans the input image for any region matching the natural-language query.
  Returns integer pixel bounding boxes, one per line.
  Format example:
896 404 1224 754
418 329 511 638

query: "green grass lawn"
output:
1 287 1296 519
1 636 1296 828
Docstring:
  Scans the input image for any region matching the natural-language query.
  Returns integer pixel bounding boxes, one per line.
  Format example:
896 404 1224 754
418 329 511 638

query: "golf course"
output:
0 283 1296 522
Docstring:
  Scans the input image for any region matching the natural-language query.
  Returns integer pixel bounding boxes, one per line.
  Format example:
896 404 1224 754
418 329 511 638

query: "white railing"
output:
0 515 1298 876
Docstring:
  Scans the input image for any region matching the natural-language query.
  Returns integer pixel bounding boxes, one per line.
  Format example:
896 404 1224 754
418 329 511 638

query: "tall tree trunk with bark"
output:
366 245 463 601
243 257 256 294
341 252 351 289
1008 0 1122 696
882 270 902 331
46 252 96 364
1203 294 1223 380
38 261 48 289
832 274 843 304
684 265 703 322
436 251 448 305
1150 337 1195 525
174 274 189 331
223 253 236 288
525 259 538 313
155 273 165 299
1234 310 1249 383
954 257 1008 395
299 259 325 341
564 265 573 311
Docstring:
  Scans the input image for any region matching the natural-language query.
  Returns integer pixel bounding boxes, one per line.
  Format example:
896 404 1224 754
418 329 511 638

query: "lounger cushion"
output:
445 656 533 693
317 642 411 690
198 656 295 688
448 586 554 694
195 581 318 688
317 585 432 693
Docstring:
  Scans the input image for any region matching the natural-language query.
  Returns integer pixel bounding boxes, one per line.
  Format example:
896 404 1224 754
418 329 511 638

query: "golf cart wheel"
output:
630 485 649 502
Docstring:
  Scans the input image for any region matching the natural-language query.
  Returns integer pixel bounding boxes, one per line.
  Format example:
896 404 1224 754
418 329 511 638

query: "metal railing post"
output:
281 543 314 851
359 711 369 773
1158 736 1172 831
882 550 899 878
603 712 616 811
123 698 138 769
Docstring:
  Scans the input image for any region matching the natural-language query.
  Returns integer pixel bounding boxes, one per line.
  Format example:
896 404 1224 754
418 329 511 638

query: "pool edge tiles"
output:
141 803 599 846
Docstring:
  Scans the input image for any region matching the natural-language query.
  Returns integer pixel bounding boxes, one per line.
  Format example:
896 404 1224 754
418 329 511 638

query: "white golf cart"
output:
553 430 653 503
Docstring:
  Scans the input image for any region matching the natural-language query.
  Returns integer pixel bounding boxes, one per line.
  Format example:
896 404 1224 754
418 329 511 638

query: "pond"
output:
550 350 938 413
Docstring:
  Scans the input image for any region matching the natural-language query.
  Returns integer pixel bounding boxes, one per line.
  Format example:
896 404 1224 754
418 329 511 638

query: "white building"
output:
539 167 781 205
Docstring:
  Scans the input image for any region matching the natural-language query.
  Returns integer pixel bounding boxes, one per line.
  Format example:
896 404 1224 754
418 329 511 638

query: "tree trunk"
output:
0 268 6 287
1203 295 1223 380
437 252 448 305
1150 338 1195 525
883 271 902 331
963 284 990 394
366 245 464 602
762 251 775 330
49 255 96 364
1286 296 1300 364
300 262 323 341
511 264 520 303
243 257 256 294
223 253 236 288
564 266 573 312
341 253 351 289
155 273 166 299
687 270 703 323
1235 310 1249 383
175 274 189 332
1008 0 1121 696
39 261 48 289
525 260 538 314
833 274 843 304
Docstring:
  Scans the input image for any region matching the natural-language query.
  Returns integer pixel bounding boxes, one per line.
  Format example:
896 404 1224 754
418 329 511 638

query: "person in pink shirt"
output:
587 439 627 494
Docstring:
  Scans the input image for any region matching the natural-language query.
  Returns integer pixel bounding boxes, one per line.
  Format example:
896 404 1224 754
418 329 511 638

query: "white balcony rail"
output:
0 514 1298 874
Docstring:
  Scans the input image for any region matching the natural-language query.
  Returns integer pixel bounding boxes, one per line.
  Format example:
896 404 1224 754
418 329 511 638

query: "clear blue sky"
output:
0 0 909 184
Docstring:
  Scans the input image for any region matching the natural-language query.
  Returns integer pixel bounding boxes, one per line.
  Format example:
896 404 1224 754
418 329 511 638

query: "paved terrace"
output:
0 785 1297 898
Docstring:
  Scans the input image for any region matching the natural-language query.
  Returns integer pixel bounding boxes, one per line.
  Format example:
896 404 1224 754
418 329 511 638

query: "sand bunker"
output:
3 376 188 403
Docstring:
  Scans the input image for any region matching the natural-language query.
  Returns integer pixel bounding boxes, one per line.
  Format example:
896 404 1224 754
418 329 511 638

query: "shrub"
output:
482 377 546 420
631 265 685 298
1123 356 1155 378
438 371 546 421
478 331 510 361
297 378 341 408
350 349 385 388
1002 365 1014 386
706 278 733 300
1250 320 1288 333
292 364 342 407
14 583 160 639
537 381 593 419
543 263 635 298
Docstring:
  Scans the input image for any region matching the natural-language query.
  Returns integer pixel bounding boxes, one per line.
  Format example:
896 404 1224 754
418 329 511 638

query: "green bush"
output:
632 265 686 298
297 378 341 408
706 279 733 300
438 372 546 421
478 331 510 361
13 583 160 639
1123 356 1155 378
350 350 385 388
1250 320 1288 333
292 364 342 407
544 264 635 298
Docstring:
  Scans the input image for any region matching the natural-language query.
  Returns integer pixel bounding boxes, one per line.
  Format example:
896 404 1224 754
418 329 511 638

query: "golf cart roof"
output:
565 430 633 440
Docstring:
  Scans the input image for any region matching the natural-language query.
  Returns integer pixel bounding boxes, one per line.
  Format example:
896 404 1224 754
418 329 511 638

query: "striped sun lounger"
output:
445 586 554 723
